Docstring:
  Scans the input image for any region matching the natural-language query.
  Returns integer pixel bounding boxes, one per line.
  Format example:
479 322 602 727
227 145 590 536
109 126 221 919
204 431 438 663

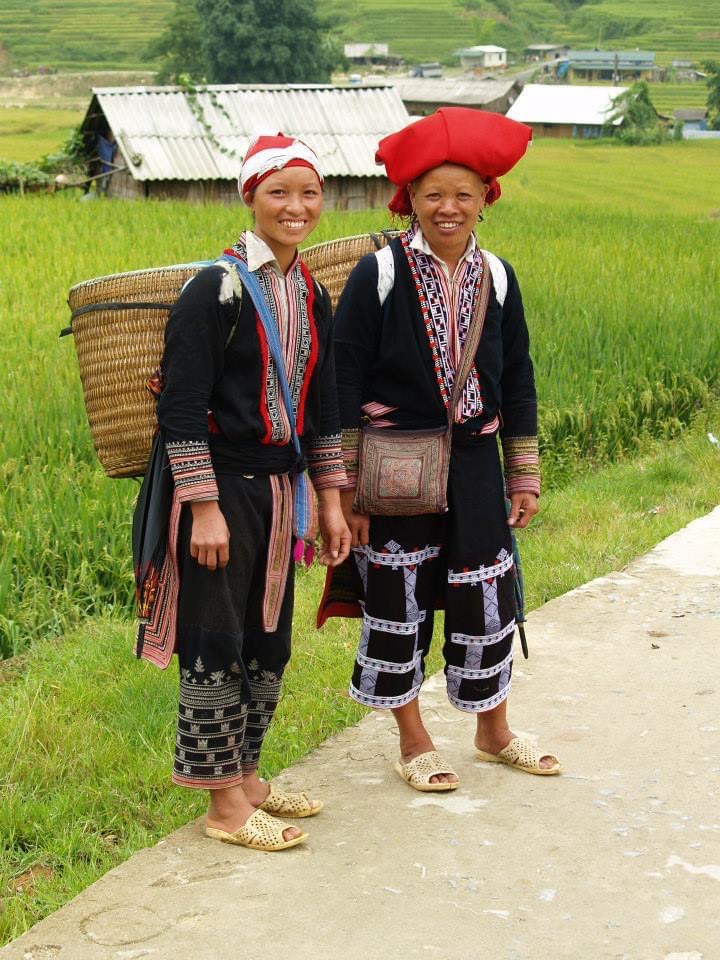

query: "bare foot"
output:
474 729 558 771
400 737 459 785
206 783 302 842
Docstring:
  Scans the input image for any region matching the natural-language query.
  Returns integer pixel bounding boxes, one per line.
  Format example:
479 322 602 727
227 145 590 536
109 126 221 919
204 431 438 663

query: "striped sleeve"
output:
165 439 219 502
339 427 360 489
501 435 540 497
306 432 347 490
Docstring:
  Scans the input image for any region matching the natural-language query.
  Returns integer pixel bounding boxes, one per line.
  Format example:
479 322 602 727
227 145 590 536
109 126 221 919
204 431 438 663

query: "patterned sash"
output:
401 227 485 422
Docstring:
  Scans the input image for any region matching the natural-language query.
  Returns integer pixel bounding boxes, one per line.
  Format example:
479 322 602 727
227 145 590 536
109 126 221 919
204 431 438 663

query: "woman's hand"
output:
190 500 231 570
507 492 539 530
340 488 370 548
316 489 352 566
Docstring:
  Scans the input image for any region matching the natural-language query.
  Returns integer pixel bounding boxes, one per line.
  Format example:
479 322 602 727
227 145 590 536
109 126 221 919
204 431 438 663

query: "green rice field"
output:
0 106 82 162
329 0 720 65
0 138 719 661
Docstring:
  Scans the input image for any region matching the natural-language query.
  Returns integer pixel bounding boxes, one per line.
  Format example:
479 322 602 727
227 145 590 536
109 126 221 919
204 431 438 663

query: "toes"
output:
539 755 560 770
283 827 302 842
429 773 458 784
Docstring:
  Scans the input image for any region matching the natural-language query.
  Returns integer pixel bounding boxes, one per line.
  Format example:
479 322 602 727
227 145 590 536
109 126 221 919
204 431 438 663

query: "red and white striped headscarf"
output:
238 133 324 203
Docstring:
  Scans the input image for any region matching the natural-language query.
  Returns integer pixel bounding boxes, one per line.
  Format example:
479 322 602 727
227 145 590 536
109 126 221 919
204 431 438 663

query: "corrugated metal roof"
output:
89 84 410 182
389 76 517 107
506 84 627 126
567 50 655 67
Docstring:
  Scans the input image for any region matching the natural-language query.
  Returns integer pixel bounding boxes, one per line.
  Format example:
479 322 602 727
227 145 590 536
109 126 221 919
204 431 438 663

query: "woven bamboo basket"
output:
302 230 397 308
66 231 397 479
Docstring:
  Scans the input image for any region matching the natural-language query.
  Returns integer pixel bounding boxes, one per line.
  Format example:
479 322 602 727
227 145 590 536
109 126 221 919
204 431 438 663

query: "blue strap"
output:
217 255 301 456
217 254 311 538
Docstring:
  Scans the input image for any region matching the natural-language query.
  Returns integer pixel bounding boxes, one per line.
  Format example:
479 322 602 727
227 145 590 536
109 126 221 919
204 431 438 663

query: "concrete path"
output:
4 508 720 960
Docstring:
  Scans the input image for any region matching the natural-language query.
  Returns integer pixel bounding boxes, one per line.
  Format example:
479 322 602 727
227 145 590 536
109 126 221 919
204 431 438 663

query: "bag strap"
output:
217 254 302 459
446 250 492 428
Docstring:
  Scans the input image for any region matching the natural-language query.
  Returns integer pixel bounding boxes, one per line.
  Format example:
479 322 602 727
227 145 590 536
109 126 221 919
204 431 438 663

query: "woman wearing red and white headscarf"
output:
319 108 561 789
134 134 350 850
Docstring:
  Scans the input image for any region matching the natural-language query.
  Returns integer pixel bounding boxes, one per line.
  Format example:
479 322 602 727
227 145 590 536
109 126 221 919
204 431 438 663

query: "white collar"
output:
410 227 477 267
244 230 298 273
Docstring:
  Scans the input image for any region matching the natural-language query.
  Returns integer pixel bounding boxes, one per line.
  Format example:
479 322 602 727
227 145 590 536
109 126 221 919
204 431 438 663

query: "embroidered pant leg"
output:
173 474 290 789
349 514 444 709
237 558 294 773
442 439 516 713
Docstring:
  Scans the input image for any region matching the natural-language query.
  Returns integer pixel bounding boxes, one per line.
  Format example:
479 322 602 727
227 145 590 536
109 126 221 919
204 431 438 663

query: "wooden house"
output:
80 84 411 209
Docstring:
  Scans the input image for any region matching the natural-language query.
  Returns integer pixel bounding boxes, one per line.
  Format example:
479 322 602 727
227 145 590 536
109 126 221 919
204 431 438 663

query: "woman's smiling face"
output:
408 163 488 253
248 166 323 258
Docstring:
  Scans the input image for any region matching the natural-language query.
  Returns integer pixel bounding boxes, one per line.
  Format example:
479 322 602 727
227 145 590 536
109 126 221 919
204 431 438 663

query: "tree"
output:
702 60 720 130
196 0 340 83
146 0 205 83
148 0 339 84
604 81 664 145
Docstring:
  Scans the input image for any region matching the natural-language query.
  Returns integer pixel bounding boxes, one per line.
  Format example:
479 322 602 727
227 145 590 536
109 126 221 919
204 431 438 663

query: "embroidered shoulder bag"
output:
353 251 492 516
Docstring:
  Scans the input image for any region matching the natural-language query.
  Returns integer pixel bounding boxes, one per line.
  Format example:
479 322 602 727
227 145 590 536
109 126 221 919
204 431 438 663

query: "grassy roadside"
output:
1 406 718 945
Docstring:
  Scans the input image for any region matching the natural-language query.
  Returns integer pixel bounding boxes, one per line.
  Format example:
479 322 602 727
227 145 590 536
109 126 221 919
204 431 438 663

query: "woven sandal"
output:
259 781 324 819
394 750 460 792
475 737 562 776
205 809 308 851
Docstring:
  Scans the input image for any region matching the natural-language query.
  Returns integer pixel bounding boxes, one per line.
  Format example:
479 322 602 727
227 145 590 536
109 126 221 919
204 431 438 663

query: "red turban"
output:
376 107 532 215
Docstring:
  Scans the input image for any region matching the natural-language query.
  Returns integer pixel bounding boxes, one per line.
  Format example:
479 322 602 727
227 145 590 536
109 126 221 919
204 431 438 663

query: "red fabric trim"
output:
296 260 319 435
255 312 274 444
316 565 446 628
134 493 183 669
172 771 245 790
315 566 362 627
245 159 320 196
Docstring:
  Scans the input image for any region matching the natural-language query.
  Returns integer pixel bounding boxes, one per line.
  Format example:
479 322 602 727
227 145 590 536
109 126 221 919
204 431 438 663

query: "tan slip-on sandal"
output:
475 737 562 776
394 750 460 792
205 808 308 851
259 781 324 818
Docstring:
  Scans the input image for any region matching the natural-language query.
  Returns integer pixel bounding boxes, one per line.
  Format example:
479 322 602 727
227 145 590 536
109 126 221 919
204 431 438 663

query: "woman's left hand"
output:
316 490 352 566
507 492 539 530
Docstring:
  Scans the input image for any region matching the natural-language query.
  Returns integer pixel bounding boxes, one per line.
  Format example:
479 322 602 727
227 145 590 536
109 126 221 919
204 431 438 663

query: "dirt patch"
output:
0 653 27 683
0 71 155 105
8 865 55 897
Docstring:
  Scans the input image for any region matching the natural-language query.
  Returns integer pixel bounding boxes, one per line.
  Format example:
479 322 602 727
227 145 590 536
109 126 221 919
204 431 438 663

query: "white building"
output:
455 45 507 71
506 84 627 138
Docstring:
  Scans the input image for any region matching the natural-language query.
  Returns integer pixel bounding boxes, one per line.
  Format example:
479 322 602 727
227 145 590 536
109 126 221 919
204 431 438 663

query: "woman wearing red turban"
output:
319 108 561 788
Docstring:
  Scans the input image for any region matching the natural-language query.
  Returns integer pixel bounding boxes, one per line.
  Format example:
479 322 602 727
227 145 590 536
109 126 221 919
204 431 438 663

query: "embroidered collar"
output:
244 230 300 275
409 226 476 276
401 226 484 420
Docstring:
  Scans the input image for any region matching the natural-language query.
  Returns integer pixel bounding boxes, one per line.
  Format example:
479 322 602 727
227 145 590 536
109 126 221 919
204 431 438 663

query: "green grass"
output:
0 0 718 73
1 139 719 660
0 0 174 72
0 106 83 162
1 408 718 945
647 82 711 115
328 0 720 65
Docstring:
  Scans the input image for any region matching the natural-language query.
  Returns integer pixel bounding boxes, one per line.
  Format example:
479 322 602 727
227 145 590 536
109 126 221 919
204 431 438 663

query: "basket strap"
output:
217 254 312 541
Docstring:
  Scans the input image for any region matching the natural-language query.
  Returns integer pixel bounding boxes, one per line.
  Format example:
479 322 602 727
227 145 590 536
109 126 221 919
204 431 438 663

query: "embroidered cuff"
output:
340 427 360 489
501 435 540 497
166 440 219 502
306 433 347 490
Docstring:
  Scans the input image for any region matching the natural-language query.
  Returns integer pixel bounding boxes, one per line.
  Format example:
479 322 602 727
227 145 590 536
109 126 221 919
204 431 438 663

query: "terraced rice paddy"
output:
0 0 718 72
